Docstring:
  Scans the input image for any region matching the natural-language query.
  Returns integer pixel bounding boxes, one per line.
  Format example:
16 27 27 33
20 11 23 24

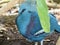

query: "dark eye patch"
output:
28 11 32 13
20 9 26 14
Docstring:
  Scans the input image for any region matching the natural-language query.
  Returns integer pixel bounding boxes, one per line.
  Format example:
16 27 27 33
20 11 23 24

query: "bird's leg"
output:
35 42 38 45
40 40 44 45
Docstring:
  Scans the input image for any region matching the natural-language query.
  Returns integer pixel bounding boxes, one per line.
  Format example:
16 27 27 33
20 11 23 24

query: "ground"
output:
0 16 60 45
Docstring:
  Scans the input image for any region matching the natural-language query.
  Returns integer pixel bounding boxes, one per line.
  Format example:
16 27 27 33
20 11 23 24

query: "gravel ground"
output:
0 16 60 45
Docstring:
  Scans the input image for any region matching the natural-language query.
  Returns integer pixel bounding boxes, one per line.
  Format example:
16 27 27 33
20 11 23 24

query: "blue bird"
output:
16 2 60 42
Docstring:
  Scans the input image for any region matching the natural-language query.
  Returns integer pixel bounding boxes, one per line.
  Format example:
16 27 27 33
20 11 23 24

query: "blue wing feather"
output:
16 2 60 42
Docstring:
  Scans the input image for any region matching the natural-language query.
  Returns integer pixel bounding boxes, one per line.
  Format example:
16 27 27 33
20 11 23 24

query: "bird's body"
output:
16 2 60 42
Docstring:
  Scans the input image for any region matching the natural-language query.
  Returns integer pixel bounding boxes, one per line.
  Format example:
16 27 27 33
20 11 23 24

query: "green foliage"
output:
36 0 50 33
